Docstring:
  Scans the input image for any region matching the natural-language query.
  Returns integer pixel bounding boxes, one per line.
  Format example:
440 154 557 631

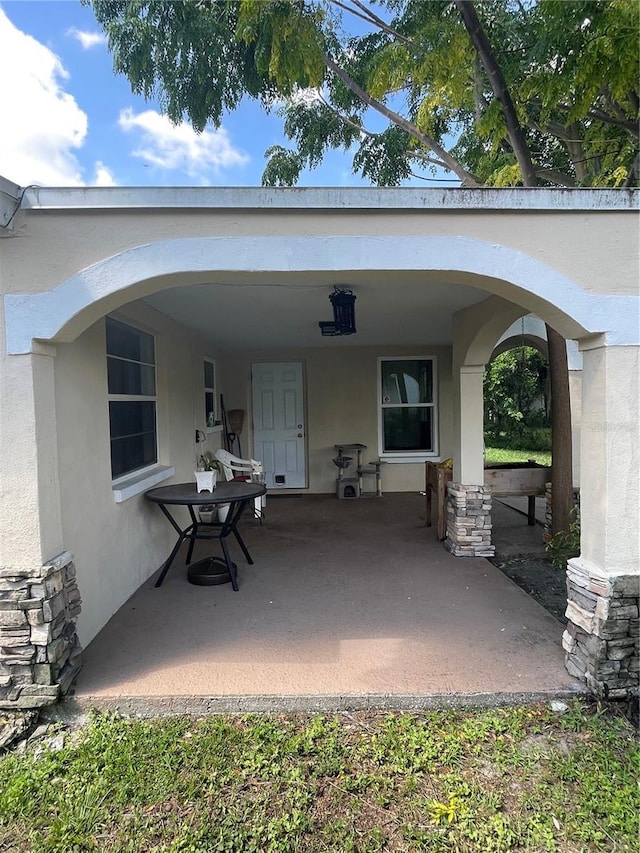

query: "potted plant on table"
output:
195 454 222 493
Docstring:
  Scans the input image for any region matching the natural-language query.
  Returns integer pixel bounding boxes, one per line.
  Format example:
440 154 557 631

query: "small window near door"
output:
378 357 438 457
106 317 158 479
204 359 217 428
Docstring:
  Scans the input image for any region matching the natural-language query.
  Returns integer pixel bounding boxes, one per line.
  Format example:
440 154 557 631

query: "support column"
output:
446 363 494 557
453 364 485 486
0 346 82 708
562 343 639 697
0 347 64 567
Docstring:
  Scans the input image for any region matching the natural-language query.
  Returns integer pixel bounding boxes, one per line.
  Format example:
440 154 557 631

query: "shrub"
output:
546 511 580 569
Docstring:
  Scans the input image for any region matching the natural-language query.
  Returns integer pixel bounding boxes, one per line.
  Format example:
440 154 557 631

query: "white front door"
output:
252 362 306 489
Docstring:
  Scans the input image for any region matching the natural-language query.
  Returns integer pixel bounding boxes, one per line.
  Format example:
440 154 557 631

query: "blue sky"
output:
0 0 448 189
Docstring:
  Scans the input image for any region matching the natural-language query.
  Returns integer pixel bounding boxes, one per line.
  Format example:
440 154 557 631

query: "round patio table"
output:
145 481 266 590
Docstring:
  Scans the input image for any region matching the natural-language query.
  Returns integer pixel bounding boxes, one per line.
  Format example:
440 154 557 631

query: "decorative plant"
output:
198 453 222 472
546 510 580 569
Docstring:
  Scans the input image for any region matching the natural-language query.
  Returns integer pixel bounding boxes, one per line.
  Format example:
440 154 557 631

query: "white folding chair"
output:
214 449 266 520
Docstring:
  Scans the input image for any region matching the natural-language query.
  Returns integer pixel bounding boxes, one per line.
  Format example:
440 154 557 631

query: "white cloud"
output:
67 27 107 50
0 7 114 187
93 161 117 186
118 108 250 182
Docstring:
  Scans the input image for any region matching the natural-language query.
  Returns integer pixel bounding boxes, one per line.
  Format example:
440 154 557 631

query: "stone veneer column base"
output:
444 483 495 557
0 551 82 709
563 558 639 699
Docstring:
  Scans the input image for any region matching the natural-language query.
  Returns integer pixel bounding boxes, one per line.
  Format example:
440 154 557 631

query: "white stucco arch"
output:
5 235 639 354
1 186 638 707
492 334 548 360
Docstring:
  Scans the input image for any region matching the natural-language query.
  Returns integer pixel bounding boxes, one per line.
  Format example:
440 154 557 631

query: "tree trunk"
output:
456 0 575 537
547 325 574 535
454 0 538 186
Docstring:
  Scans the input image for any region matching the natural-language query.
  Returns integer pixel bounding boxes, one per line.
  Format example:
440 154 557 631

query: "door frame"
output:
251 360 308 490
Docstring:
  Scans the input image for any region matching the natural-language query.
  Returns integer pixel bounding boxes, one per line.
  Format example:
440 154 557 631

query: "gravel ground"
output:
490 554 567 623
490 499 567 624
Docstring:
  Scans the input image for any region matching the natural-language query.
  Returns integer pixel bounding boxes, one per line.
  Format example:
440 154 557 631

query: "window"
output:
378 357 438 457
204 359 217 428
106 317 157 479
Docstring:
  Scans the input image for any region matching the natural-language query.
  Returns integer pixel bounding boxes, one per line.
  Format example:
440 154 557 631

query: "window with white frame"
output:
378 357 438 457
204 359 217 428
106 317 158 479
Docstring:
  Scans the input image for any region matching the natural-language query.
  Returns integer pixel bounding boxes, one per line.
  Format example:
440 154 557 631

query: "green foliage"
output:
86 0 639 187
546 510 581 568
237 0 326 92
1 702 638 852
484 346 551 448
262 145 303 187
488 426 552 452
198 453 221 471
484 447 551 466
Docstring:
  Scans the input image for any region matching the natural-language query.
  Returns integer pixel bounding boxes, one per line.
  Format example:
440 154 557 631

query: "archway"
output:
2 225 638 708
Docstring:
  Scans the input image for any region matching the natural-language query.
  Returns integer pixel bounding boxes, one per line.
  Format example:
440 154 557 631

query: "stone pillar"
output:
563 563 638 698
446 363 494 556
0 551 82 709
444 483 495 557
563 343 639 695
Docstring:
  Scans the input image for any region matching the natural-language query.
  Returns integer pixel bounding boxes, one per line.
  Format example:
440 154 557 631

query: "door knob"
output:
298 433 303 437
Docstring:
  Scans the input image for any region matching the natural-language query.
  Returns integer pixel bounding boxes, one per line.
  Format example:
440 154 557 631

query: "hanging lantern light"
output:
318 287 357 336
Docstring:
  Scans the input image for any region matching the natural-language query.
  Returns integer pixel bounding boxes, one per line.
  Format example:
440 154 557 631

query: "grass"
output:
1 700 638 852
484 447 552 467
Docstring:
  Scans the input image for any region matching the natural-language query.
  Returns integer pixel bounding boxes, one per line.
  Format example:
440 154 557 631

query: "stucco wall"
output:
1 188 637 656
53 301 223 645
3 206 638 301
220 345 453 496
51 297 449 644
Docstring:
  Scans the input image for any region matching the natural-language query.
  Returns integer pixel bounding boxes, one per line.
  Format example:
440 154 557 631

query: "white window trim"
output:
377 356 439 460
107 316 159 482
112 464 175 503
204 356 220 433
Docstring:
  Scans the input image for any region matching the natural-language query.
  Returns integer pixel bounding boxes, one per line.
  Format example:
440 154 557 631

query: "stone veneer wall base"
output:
444 483 495 557
0 551 82 709
563 558 639 699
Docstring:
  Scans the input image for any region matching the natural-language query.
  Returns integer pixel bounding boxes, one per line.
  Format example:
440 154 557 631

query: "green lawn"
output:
1 700 638 852
484 447 552 467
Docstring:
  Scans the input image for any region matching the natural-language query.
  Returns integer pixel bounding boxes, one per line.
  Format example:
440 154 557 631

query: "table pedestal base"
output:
187 557 236 586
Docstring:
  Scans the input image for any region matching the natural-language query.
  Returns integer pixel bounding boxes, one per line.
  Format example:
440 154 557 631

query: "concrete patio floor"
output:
69 493 581 714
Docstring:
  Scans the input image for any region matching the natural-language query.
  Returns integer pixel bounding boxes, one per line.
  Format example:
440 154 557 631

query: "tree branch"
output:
454 0 538 187
323 54 481 186
409 151 449 169
534 168 576 188
329 0 414 47
317 93 376 137
623 150 640 187
587 108 639 137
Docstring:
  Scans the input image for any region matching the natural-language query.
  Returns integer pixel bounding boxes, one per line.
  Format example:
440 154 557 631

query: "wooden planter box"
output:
424 462 453 540
425 461 551 539
484 462 551 526
483 462 551 496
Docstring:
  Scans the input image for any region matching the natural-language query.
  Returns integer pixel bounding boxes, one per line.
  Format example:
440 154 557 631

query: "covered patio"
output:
1 184 637 713
71 494 580 714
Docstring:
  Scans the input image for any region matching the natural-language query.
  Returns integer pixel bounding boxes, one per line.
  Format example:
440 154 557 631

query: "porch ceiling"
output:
143 274 488 349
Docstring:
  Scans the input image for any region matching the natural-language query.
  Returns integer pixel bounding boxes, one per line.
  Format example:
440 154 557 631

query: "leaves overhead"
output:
87 0 639 186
